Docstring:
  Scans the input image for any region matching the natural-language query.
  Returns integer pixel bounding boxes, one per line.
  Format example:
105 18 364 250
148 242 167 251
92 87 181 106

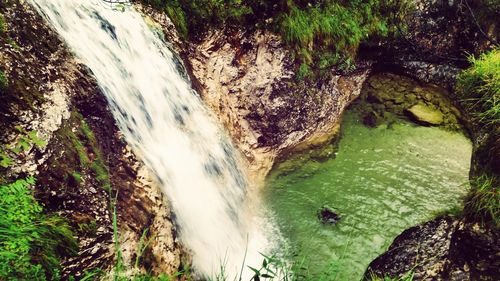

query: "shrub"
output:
0 177 77 280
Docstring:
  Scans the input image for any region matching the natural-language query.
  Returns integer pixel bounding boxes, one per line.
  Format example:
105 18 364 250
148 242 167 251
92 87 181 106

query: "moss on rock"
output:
358 73 463 130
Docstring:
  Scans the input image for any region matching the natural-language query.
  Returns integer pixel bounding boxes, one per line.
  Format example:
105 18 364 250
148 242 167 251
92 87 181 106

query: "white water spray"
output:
28 0 269 277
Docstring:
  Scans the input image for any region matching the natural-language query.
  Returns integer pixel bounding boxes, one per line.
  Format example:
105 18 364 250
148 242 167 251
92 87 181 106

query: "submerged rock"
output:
405 103 444 126
363 112 381 128
318 206 341 225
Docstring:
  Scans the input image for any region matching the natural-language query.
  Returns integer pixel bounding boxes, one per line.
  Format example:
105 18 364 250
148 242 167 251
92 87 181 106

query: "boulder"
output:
318 206 341 225
405 103 444 125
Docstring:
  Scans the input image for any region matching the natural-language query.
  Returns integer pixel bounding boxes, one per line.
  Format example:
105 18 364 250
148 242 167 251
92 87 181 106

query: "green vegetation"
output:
10 126 47 154
464 174 500 228
0 128 46 171
140 0 251 38
0 147 12 168
0 13 6 35
278 0 412 66
77 218 97 237
0 69 7 90
457 48 499 228
71 171 83 185
108 198 188 281
0 177 77 280
138 0 413 73
458 49 500 127
61 113 111 192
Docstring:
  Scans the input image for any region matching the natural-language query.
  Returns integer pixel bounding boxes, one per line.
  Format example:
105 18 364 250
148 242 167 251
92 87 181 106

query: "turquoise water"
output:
263 110 472 280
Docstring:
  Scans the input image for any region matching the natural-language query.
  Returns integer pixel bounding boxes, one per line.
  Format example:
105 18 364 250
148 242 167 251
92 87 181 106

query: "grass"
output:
457 49 500 127
106 194 187 281
77 219 97 237
277 0 413 73
0 177 77 280
139 0 251 39
138 0 413 75
64 113 111 192
464 174 500 228
457 48 499 228
71 171 83 185
80 117 112 193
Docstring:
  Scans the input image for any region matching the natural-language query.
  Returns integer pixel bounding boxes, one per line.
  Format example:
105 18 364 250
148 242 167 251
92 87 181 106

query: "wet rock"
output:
365 217 500 281
405 103 444 126
318 206 341 225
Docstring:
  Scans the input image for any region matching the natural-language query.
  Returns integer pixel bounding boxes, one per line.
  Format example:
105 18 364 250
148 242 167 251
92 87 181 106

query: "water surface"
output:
264 109 472 280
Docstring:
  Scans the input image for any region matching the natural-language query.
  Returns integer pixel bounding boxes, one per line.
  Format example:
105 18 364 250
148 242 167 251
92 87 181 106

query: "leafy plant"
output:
0 147 12 168
9 126 47 154
0 177 77 280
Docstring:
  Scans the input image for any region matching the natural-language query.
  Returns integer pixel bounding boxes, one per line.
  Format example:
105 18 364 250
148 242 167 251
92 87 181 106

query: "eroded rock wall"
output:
184 29 370 183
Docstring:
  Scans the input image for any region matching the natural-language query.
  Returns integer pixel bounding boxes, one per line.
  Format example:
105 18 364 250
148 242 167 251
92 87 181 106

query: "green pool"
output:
263 109 472 280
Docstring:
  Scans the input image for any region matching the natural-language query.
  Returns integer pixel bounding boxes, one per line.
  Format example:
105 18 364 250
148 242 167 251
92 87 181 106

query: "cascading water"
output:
27 0 269 277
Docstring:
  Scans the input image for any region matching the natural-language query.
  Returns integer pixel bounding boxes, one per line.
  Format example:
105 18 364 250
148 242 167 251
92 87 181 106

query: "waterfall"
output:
27 0 270 277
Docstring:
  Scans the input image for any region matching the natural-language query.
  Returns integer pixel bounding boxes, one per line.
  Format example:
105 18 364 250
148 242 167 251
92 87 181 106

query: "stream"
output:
264 108 472 280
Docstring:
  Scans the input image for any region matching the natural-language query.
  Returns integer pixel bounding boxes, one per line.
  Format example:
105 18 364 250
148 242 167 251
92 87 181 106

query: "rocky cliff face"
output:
140 5 370 184
143 0 499 186
186 29 370 183
367 0 498 89
0 1 181 278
